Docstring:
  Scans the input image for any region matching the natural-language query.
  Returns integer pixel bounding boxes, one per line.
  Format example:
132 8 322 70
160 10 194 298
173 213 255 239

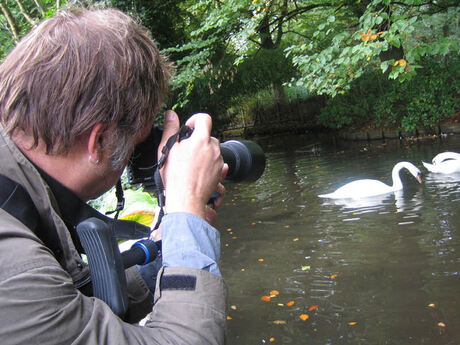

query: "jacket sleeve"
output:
0 209 227 345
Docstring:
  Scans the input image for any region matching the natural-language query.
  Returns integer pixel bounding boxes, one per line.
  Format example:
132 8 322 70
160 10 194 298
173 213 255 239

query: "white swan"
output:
423 151 460 174
318 161 422 199
431 151 460 165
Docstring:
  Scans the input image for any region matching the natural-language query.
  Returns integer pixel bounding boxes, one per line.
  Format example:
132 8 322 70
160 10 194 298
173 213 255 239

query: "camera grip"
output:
76 218 128 318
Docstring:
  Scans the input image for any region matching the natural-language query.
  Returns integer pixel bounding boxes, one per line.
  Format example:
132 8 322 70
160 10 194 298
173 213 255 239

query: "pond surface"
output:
217 132 460 345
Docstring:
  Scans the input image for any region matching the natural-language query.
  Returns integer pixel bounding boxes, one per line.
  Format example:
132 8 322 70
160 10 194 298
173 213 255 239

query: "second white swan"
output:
318 161 422 199
422 151 460 174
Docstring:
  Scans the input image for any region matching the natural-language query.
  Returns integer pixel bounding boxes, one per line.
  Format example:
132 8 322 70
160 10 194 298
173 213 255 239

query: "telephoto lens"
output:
127 125 266 189
220 140 265 182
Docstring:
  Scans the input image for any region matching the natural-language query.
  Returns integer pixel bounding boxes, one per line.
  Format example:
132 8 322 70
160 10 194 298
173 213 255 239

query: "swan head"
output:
407 163 422 183
394 161 423 184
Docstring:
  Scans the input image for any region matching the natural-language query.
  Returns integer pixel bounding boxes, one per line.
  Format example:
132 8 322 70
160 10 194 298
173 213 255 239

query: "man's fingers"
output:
212 183 226 211
159 110 180 153
185 113 212 139
221 163 229 182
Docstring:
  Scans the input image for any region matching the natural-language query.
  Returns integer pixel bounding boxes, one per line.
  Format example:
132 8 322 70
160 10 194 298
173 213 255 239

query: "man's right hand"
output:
159 110 227 223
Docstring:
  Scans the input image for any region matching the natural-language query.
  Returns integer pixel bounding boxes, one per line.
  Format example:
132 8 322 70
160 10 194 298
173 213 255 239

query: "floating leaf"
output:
308 305 319 311
273 320 287 325
348 321 357 326
293 237 299 241
286 301 295 307
299 314 309 321
261 296 271 302
301 266 311 271
270 290 280 296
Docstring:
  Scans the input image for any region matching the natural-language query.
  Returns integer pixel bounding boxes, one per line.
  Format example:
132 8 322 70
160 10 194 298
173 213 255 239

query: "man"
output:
0 6 227 344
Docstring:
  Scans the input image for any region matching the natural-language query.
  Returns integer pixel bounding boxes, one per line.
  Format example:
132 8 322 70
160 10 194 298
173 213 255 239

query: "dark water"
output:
218 133 460 345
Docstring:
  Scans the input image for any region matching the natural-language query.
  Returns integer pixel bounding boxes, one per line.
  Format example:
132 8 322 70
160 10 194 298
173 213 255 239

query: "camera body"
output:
127 125 265 192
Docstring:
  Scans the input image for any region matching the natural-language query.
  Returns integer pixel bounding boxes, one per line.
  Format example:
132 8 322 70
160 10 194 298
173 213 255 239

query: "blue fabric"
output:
161 213 221 276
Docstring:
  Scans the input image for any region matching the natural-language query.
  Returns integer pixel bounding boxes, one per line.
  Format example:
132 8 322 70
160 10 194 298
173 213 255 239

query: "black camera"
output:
127 125 266 192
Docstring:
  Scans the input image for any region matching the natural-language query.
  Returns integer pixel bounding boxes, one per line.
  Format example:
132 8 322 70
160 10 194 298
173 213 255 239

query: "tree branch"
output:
0 0 19 41
14 0 36 26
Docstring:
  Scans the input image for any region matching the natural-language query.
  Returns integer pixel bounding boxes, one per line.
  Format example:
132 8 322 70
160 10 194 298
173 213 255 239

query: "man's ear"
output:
87 123 106 164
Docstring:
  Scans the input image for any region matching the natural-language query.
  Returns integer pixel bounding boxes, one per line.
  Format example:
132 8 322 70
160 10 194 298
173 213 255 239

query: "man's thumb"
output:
159 110 180 154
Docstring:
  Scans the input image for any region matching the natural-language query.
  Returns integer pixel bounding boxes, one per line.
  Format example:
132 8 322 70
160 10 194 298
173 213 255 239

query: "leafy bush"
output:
318 54 460 131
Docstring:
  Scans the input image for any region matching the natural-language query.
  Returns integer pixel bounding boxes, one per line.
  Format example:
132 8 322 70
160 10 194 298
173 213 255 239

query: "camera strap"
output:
152 125 193 230
105 179 125 219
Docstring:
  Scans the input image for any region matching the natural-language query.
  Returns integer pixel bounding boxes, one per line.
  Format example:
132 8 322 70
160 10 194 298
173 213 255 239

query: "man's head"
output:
0 7 173 171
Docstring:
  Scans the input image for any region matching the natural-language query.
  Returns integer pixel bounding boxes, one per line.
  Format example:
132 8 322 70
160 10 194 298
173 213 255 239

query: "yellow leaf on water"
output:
273 320 287 325
299 314 309 321
293 237 299 241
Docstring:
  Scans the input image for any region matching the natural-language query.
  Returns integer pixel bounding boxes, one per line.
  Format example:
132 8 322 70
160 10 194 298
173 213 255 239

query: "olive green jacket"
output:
0 125 227 344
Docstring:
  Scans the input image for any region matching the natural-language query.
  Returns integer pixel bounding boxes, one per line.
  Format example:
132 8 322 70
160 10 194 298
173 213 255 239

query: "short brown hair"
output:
0 7 174 169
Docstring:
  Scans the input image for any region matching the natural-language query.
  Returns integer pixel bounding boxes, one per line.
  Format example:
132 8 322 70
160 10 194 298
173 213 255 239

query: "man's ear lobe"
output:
87 123 105 164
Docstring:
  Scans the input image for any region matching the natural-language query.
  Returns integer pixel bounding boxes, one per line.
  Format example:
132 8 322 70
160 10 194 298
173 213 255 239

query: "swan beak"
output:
416 173 423 184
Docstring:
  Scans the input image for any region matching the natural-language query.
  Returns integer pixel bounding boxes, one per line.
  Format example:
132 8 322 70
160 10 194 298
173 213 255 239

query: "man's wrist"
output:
161 212 221 276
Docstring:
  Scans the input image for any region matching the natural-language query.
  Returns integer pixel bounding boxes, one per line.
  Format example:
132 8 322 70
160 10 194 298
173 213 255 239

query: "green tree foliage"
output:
0 0 62 60
2 0 459 129
289 0 460 96
317 53 460 131
153 0 459 119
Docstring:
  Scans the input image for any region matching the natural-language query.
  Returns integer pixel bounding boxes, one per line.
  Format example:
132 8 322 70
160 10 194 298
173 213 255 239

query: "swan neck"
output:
391 162 405 190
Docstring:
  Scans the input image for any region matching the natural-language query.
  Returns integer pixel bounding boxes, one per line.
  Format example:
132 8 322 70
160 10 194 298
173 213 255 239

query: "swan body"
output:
431 151 460 165
318 161 422 199
423 151 460 174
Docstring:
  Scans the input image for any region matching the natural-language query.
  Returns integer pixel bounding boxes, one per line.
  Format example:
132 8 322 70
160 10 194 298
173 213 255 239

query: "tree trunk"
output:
272 82 287 104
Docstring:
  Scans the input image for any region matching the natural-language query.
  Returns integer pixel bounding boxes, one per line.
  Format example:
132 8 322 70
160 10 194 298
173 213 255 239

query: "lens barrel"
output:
220 140 266 182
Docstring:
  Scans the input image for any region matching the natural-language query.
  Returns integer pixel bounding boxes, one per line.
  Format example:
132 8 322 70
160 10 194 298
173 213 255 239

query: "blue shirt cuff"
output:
161 213 221 276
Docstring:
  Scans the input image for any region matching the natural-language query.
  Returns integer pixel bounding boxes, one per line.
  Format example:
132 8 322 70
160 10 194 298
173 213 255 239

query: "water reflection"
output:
219 134 460 345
